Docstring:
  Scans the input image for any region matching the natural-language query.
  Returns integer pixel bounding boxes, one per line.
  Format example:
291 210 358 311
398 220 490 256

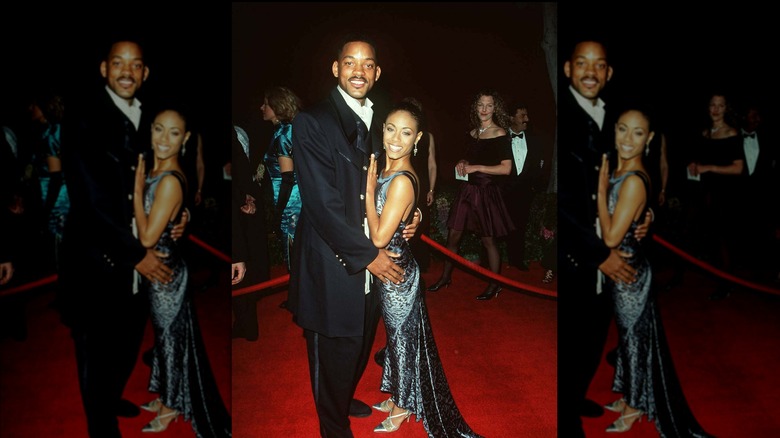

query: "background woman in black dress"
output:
427 90 514 300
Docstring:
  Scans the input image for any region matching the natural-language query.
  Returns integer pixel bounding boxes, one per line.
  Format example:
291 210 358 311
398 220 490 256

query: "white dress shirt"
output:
569 85 606 130
742 129 759 176
105 85 142 130
509 129 528 175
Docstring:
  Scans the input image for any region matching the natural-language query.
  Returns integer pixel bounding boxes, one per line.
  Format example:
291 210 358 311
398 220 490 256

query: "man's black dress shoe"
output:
374 346 386 367
116 399 141 418
580 399 604 418
349 399 372 418
142 347 154 367
606 347 617 367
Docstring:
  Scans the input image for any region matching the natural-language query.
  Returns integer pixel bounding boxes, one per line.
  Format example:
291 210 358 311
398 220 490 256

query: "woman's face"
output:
383 110 423 160
475 95 495 123
614 110 654 160
151 110 190 160
261 98 277 122
708 95 727 121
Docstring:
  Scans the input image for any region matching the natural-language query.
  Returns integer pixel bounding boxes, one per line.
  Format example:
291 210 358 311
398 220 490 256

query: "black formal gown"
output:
607 170 712 438
142 170 231 438
375 170 482 438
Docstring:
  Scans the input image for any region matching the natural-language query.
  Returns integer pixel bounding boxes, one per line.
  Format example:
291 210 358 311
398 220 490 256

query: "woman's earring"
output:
414 143 418 156
645 144 650 156
182 142 187 155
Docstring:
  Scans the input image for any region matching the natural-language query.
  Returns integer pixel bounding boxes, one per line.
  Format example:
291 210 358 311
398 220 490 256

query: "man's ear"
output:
563 60 571 79
606 66 613 82
332 61 339 78
375 65 381 82
100 61 108 78
143 66 150 82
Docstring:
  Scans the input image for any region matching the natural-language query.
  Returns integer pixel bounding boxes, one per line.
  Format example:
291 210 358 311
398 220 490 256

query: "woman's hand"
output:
687 162 699 177
455 160 469 177
134 154 146 197
598 154 609 197
367 153 379 196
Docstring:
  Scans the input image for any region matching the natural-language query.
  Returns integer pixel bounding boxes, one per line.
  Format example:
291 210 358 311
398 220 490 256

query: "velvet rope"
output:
420 234 558 299
187 234 231 263
651 234 780 296
232 274 290 297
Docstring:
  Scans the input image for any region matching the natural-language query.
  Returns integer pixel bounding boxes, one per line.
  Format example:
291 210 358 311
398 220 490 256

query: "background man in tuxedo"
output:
58 39 175 438
558 39 640 438
286 35 416 437
739 103 778 277
503 102 545 270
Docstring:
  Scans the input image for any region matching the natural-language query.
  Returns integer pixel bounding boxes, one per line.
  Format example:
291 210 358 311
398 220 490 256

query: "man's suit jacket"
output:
745 129 777 186
558 88 612 285
59 89 151 322
288 87 381 338
506 130 545 192
231 125 269 286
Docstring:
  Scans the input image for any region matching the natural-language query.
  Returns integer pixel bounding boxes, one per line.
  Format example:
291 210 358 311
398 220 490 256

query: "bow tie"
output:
511 132 524 139
743 132 756 139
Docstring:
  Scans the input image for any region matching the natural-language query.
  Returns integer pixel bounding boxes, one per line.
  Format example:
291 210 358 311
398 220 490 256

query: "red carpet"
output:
581 263 780 437
0 267 232 438
232 260 558 437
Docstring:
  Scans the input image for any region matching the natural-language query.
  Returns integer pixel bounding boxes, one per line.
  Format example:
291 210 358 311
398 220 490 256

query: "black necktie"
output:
356 119 368 153
511 132 524 139
744 132 756 139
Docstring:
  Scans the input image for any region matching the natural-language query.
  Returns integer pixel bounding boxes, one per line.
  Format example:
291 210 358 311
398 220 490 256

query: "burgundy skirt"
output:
446 172 515 237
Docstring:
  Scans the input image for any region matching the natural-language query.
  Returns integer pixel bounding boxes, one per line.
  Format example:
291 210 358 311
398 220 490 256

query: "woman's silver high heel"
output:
373 409 411 433
606 409 643 433
372 398 392 413
604 398 626 413
142 410 180 433
140 398 162 414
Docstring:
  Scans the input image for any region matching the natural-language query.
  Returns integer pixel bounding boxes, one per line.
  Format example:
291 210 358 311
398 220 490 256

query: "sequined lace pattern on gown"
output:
375 170 483 438
142 171 232 438
607 170 712 438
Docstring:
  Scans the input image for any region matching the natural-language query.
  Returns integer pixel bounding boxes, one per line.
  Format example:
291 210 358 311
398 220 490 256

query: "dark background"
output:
232 2 557 191
559 5 778 196
2 5 233 254
2 5 232 204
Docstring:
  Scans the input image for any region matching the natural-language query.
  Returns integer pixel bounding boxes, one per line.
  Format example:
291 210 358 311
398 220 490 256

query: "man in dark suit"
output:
58 39 176 438
287 36 415 437
739 104 778 274
231 123 269 341
558 39 641 438
503 102 545 270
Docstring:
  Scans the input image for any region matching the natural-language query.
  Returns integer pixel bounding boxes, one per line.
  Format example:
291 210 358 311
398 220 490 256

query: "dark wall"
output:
232 2 556 189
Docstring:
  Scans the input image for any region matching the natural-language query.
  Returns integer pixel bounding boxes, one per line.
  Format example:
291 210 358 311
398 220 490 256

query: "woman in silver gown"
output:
133 106 231 437
597 106 711 437
365 101 482 437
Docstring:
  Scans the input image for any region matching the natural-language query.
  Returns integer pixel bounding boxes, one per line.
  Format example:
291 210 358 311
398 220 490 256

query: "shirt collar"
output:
105 85 141 111
569 85 605 113
336 85 373 127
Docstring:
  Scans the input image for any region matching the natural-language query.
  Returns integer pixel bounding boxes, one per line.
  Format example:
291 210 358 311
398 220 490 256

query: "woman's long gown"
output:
142 170 232 438
607 170 712 438
263 121 301 268
375 170 483 438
